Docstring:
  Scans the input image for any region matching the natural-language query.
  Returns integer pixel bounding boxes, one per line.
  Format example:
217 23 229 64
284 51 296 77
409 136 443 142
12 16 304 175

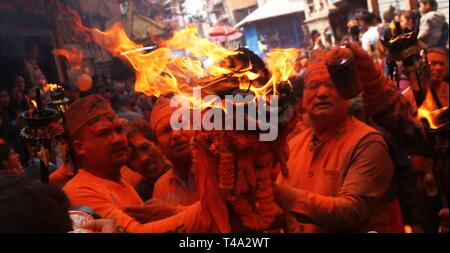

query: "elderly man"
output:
274 50 394 232
62 94 211 232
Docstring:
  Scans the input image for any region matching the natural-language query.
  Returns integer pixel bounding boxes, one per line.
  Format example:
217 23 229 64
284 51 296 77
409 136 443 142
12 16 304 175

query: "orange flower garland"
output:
195 131 278 231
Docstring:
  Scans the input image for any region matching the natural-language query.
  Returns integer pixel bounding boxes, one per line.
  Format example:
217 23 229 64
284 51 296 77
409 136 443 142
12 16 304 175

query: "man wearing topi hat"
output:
274 47 395 232
62 94 214 232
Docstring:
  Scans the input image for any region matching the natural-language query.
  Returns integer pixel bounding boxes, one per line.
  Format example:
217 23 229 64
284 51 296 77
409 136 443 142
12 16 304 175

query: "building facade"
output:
303 0 368 44
369 0 448 22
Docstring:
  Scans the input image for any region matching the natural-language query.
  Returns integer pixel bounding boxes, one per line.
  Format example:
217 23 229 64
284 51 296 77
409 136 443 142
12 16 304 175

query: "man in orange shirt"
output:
62 94 216 232
274 50 394 232
149 97 199 206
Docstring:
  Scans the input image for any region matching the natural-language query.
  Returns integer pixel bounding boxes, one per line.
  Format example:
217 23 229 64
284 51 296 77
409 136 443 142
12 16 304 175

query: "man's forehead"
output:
305 68 331 84
130 132 151 145
89 114 119 128
428 52 448 62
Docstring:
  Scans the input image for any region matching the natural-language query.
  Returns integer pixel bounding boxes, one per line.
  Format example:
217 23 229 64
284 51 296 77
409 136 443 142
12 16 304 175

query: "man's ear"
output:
72 140 86 158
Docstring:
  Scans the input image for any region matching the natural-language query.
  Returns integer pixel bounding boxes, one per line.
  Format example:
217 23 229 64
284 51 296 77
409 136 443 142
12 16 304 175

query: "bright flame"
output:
53 48 83 70
66 8 299 109
43 83 62 93
30 99 37 109
417 88 448 129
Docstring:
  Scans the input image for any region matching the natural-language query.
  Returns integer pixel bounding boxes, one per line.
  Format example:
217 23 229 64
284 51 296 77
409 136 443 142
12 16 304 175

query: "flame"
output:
43 83 62 93
53 48 83 70
417 88 448 129
66 8 298 109
30 99 37 109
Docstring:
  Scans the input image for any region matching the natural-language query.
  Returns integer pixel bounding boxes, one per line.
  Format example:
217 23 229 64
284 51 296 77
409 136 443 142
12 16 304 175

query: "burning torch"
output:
20 88 64 183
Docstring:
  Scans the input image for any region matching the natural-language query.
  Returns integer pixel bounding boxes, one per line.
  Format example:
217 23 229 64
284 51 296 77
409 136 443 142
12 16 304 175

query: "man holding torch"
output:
274 48 395 232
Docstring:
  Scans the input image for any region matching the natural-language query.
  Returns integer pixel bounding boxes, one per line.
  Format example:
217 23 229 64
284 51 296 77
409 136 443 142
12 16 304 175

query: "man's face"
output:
76 115 128 174
127 133 168 180
400 14 413 30
154 116 193 163
419 2 431 14
303 69 348 121
0 91 10 107
12 88 23 102
358 20 367 30
14 77 26 91
428 52 448 84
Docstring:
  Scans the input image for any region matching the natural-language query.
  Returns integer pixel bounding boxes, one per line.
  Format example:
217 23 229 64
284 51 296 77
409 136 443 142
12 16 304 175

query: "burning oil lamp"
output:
48 84 70 113
20 88 64 183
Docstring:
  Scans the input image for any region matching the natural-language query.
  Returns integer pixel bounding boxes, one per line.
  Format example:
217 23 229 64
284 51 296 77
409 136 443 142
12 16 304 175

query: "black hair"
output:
0 173 73 232
359 11 377 25
125 119 155 142
420 0 438 10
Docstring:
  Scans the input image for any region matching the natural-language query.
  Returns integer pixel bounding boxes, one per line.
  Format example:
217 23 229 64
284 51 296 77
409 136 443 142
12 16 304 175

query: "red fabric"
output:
386 198 405 233
193 135 230 233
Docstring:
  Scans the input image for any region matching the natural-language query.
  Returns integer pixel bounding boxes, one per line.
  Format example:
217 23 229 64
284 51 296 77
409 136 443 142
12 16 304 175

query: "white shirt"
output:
361 26 380 52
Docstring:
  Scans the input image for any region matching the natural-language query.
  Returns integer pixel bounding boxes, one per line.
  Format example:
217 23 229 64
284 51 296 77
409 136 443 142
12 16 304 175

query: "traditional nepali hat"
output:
64 94 114 137
149 96 177 135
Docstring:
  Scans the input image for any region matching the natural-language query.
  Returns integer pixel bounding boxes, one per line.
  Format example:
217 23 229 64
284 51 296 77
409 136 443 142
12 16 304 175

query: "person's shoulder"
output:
423 11 444 21
350 118 388 150
63 170 102 194
154 169 175 187
349 116 385 140
288 126 312 143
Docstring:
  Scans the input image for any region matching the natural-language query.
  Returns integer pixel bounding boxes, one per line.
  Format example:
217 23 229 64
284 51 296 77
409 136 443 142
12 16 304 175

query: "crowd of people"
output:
0 0 448 233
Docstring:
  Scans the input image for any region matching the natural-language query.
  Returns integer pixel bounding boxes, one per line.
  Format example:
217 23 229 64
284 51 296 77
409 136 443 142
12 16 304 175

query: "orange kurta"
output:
120 165 143 187
277 116 394 232
49 163 75 188
63 169 205 232
153 169 199 206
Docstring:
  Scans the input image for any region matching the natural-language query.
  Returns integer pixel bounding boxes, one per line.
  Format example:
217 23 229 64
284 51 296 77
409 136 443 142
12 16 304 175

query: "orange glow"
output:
417 88 448 129
53 48 83 70
66 9 299 109
43 83 62 93
30 99 37 109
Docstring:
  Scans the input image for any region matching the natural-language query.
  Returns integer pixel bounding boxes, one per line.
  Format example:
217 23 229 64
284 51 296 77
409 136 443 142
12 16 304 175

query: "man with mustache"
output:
274 50 394 232
149 97 199 206
62 94 211 232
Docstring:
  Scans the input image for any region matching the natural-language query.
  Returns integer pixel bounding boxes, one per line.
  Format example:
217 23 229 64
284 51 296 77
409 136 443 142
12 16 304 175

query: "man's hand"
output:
80 219 117 233
124 199 179 223
341 41 382 84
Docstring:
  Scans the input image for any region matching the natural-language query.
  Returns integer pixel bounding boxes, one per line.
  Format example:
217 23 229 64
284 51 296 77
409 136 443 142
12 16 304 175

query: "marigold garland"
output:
194 131 278 231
